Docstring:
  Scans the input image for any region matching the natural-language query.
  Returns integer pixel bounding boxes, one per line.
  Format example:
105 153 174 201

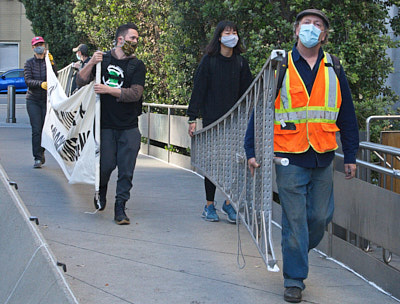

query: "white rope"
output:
236 184 247 269
4 245 44 304
84 208 99 215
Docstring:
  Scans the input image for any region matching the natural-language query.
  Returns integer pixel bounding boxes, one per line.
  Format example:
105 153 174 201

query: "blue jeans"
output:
99 128 141 204
26 99 46 161
275 163 334 290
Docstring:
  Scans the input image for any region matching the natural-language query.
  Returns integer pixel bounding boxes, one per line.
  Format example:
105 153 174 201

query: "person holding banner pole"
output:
76 23 146 225
94 62 101 219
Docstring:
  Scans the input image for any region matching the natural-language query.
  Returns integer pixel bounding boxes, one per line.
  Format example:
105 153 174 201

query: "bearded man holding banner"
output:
77 22 146 225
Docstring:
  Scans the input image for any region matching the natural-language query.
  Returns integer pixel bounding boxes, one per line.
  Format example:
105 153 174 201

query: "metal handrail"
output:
336 153 400 177
336 140 399 268
143 102 188 110
365 115 400 142
142 103 189 160
359 141 400 169
359 141 400 154
364 115 400 183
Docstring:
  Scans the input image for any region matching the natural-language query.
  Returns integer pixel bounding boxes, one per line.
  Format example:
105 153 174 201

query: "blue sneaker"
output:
221 201 237 223
201 203 219 222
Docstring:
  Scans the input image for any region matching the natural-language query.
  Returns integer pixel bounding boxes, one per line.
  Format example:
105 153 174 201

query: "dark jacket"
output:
71 56 91 93
244 45 359 167
187 53 253 127
24 56 57 102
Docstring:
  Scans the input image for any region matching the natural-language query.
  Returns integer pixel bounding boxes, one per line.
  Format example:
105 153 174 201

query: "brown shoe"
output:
284 287 302 303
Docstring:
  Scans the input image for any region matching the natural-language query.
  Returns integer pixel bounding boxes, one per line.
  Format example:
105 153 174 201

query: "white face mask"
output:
76 53 81 61
221 34 239 48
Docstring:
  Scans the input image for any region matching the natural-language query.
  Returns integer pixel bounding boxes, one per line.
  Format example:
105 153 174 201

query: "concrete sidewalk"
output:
0 112 398 303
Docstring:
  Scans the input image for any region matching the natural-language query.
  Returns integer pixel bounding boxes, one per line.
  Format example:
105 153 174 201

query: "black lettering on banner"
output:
54 104 87 130
51 124 91 163
54 110 75 129
78 103 86 119
51 124 67 151
47 82 57 97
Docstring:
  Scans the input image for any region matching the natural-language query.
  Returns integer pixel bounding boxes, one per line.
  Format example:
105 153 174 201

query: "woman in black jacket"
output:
24 36 57 168
187 20 253 223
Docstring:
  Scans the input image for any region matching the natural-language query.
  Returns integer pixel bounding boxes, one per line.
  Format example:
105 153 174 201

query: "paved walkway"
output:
0 107 398 304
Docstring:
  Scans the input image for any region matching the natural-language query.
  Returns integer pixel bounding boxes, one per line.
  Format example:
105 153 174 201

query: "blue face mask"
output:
33 46 45 54
299 24 322 48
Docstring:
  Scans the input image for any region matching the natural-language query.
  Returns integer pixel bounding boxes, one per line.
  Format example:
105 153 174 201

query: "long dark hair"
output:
205 20 245 56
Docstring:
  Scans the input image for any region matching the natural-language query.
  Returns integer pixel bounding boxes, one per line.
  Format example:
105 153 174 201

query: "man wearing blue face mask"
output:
245 9 359 303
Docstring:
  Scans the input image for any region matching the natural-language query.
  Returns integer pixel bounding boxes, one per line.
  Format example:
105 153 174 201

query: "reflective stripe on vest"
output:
274 51 342 153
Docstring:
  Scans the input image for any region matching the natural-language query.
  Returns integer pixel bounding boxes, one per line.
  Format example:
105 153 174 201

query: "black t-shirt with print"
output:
100 54 145 130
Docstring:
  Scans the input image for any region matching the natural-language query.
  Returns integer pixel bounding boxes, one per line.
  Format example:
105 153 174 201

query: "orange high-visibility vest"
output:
274 51 342 153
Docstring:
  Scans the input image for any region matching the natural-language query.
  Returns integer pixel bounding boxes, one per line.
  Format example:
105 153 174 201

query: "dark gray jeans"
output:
26 98 46 161
99 128 141 204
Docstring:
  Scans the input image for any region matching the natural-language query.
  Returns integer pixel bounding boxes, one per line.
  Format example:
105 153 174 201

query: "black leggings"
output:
204 177 216 202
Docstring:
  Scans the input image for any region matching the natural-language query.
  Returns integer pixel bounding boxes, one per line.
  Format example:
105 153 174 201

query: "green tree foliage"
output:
73 0 170 104
321 0 400 130
165 0 400 131
19 0 83 68
22 0 400 132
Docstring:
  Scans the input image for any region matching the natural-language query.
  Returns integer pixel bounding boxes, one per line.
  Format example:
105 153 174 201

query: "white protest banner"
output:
42 53 97 184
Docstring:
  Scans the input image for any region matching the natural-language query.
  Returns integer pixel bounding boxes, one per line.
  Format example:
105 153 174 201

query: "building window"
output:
0 43 19 73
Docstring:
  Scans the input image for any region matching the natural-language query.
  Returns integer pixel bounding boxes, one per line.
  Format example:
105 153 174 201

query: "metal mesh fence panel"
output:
191 51 285 271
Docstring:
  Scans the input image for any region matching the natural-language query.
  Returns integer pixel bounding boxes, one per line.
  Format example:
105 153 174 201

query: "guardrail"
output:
140 103 190 162
364 115 400 183
366 115 400 142
327 141 400 298
0 163 78 303
138 103 193 168
190 51 284 271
